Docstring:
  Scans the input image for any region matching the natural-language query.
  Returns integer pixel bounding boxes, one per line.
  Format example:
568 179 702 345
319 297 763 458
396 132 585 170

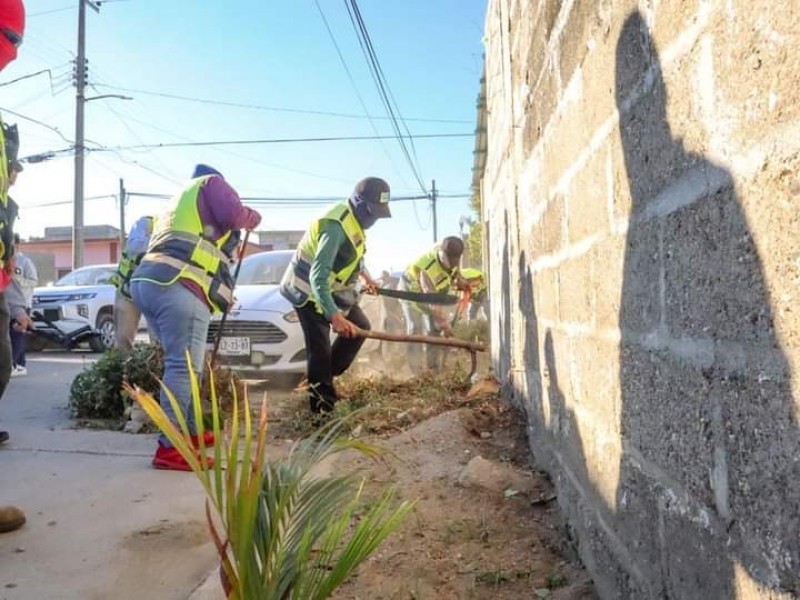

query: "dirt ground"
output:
258 365 596 600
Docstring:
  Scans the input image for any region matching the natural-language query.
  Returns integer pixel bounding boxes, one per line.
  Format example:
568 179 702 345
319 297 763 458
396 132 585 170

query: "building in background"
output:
22 225 122 282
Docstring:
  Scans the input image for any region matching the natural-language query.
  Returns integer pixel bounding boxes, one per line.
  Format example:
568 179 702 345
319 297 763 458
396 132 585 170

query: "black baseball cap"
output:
353 177 391 219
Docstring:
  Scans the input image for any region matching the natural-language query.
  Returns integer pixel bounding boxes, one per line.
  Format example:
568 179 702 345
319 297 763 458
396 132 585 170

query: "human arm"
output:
201 176 262 233
358 269 379 294
417 270 452 335
5 279 30 330
125 217 152 255
308 221 358 338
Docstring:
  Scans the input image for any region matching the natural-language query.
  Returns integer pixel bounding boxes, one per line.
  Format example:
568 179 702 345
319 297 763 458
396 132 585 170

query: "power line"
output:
88 73 358 187
82 132 471 152
343 0 427 195
0 105 75 145
28 5 78 18
314 0 410 192
89 82 471 125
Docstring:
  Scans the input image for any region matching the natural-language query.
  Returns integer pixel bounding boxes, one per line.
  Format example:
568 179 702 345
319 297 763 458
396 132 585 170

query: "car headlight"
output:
66 292 97 301
283 310 299 323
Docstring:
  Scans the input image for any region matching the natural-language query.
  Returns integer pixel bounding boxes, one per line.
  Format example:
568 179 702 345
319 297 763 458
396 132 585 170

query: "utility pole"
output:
72 0 99 269
118 178 126 260
72 0 87 269
72 0 100 270
430 179 438 243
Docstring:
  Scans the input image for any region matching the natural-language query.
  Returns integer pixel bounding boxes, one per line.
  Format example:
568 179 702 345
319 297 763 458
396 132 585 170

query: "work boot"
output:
152 443 214 472
0 431 8 444
0 506 25 533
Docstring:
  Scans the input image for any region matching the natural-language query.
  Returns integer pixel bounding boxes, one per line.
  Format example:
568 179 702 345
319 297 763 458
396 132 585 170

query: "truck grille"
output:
207 320 287 344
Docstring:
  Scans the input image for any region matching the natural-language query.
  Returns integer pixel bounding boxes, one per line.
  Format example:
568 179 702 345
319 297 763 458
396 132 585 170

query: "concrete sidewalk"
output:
0 353 218 600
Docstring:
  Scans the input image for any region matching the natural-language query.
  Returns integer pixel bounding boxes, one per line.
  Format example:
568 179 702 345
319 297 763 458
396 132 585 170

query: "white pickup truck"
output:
30 263 119 352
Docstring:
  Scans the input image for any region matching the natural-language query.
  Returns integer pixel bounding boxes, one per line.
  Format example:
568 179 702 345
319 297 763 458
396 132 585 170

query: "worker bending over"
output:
130 164 261 471
281 177 391 415
400 237 468 373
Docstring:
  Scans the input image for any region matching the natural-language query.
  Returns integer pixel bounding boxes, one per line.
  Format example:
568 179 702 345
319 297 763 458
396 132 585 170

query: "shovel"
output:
209 229 251 368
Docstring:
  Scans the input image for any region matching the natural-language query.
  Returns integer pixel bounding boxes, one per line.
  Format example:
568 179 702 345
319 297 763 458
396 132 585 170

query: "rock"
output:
458 456 537 496
125 404 152 433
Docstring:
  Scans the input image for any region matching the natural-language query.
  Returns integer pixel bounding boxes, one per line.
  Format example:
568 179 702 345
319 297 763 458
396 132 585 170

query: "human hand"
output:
245 208 262 231
4 255 15 276
330 312 359 338
13 312 31 331
363 278 379 295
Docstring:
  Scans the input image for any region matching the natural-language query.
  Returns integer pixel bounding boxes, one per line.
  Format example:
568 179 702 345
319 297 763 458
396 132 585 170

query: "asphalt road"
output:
0 351 217 600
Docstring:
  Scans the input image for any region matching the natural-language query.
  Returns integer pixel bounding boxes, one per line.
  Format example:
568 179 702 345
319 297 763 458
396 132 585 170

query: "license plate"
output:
219 337 250 356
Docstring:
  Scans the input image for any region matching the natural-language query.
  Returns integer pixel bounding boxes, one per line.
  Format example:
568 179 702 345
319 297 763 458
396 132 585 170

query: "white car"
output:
210 250 386 382
31 263 119 352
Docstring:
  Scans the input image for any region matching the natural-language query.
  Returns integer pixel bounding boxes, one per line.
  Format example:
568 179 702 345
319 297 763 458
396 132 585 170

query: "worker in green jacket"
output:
400 237 468 373
281 177 391 415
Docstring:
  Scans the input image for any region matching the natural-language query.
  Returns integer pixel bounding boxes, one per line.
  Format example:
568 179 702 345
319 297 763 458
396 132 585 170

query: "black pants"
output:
295 303 370 413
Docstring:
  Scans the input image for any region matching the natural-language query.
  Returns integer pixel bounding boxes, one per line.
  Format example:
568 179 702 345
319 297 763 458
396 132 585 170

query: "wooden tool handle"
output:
354 327 486 353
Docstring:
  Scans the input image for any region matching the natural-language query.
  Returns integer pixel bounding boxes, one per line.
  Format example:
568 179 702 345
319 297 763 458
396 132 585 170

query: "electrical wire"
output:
313 0 409 190
343 0 426 193
89 82 471 125
89 83 183 182
83 133 470 153
28 5 78 18
87 73 357 187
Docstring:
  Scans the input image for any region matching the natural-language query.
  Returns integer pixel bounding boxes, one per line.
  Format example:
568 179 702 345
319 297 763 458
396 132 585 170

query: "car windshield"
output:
237 251 293 286
55 266 116 286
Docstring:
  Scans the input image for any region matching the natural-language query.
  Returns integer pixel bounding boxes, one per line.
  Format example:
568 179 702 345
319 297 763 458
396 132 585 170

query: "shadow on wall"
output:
614 10 798 596
499 211 513 387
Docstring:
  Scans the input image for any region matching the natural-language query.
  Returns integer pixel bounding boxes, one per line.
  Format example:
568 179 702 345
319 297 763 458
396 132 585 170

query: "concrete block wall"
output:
482 0 800 597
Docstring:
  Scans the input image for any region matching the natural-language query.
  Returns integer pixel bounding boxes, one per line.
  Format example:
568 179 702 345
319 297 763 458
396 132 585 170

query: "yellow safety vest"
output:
280 201 366 310
460 267 486 296
404 248 457 294
131 177 234 313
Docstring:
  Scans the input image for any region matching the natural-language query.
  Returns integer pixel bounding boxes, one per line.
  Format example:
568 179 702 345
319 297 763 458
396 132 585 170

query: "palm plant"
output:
127 356 414 600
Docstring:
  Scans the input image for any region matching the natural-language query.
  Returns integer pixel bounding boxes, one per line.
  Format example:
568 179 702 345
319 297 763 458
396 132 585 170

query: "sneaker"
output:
189 431 215 448
0 506 25 533
10 366 26 377
152 444 214 472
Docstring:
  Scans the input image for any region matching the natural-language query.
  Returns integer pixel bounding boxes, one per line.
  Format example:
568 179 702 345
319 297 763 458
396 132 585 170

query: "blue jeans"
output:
130 280 210 447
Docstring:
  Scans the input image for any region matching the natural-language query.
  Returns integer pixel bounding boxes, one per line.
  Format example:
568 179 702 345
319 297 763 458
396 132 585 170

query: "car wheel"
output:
90 312 115 352
27 335 47 353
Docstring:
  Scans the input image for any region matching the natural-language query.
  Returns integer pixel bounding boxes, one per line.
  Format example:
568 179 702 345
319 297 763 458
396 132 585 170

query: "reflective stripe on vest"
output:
404 249 454 293
281 201 365 308
131 177 234 313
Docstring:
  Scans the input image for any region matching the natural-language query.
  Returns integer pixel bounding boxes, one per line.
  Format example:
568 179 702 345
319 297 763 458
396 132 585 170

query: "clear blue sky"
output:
1 0 487 272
